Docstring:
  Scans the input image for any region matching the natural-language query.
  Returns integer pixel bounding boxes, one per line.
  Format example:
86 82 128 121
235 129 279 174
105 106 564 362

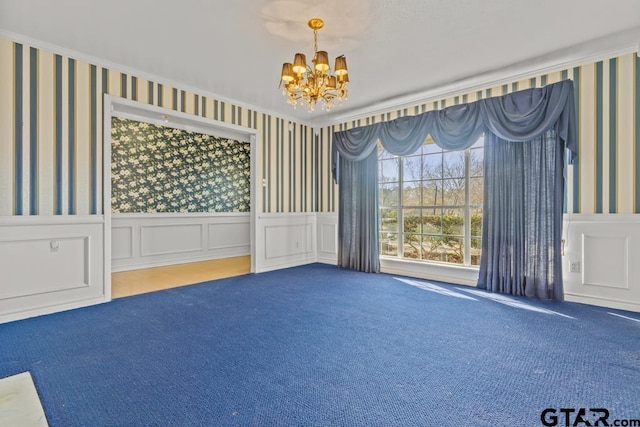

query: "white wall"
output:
255 213 317 272
112 211 338 274
563 214 640 312
111 213 250 271
253 212 338 272
380 258 479 286
0 216 107 323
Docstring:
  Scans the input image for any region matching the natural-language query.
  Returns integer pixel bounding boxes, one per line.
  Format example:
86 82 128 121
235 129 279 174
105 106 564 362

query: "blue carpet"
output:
1 264 639 426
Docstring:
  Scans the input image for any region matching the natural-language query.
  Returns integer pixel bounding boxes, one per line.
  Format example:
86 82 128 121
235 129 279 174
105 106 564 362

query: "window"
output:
378 136 484 266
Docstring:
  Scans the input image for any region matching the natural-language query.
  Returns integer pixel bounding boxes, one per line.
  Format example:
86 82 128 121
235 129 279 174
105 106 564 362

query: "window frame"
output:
378 138 483 267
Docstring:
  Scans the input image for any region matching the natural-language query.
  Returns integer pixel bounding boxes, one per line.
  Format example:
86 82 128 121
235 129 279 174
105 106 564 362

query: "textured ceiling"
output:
1 0 639 126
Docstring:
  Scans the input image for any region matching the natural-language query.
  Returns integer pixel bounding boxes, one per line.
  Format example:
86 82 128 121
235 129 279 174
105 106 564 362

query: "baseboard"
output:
565 292 640 313
0 295 109 324
316 257 337 265
255 256 317 273
111 251 251 272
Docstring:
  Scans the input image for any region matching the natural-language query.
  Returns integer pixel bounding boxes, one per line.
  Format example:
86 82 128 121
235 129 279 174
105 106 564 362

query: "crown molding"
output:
0 29 317 128
313 30 640 129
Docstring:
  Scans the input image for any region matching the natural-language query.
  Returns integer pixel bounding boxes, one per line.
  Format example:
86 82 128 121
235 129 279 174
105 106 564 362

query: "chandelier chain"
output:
313 29 318 53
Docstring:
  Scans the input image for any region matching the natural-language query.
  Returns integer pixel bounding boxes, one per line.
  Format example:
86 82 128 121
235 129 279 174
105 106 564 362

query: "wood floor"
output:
111 256 251 298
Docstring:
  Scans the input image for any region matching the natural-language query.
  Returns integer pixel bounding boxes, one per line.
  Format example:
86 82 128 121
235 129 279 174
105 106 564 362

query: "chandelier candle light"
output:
280 18 349 112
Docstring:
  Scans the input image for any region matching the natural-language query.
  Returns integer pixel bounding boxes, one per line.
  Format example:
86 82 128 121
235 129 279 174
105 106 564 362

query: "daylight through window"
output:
378 135 484 266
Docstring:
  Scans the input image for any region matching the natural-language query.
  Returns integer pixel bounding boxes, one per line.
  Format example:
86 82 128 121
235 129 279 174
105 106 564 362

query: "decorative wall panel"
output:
563 214 640 312
317 213 338 264
255 213 317 272
0 217 106 323
582 234 628 289
111 213 250 272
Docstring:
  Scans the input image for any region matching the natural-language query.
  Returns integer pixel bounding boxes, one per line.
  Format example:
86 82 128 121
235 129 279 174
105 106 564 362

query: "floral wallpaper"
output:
111 117 250 213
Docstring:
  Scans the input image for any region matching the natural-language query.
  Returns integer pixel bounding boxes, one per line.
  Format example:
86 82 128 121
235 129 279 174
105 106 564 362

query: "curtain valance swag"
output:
332 80 577 180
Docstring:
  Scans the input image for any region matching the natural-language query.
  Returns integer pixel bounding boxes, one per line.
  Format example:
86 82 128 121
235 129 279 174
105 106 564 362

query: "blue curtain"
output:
332 80 577 287
478 130 565 300
331 124 383 272
338 149 380 273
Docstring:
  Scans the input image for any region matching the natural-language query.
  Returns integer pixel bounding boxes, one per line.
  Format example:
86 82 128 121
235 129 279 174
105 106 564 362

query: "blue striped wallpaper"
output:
0 36 325 215
2 33 636 217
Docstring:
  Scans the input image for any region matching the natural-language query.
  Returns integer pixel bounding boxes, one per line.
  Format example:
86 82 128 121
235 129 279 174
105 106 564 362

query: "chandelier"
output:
279 18 349 112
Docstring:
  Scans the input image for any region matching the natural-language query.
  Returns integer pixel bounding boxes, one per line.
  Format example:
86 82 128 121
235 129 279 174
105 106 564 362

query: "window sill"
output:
379 256 479 286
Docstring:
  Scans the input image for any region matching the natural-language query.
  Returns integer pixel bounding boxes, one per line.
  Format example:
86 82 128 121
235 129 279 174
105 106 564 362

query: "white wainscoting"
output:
111 213 250 272
0 216 106 323
563 214 640 312
255 213 317 272
316 213 338 265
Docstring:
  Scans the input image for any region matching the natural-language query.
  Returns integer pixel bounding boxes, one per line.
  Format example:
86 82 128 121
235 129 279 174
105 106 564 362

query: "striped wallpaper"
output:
1 34 637 217
326 51 640 214
0 35 326 216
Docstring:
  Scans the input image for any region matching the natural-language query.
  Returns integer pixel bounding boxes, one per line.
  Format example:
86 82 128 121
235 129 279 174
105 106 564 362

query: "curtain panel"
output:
479 130 566 300
331 80 577 298
337 150 381 273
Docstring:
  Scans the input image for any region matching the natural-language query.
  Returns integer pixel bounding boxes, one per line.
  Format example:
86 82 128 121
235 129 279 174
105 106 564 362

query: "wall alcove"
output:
103 95 258 297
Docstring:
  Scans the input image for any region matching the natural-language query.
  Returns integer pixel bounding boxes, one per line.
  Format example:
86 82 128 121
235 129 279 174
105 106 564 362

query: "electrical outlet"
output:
569 261 581 273
50 240 60 252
